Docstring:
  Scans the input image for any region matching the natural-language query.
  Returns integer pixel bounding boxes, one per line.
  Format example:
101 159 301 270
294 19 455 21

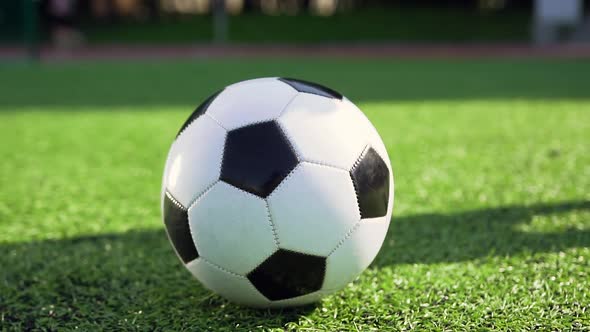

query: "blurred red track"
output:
2 44 590 60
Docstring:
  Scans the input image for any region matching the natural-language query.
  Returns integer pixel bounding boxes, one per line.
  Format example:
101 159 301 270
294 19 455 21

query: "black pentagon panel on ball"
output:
351 147 390 219
247 249 326 301
176 90 222 138
220 121 298 198
279 78 343 100
163 192 199 263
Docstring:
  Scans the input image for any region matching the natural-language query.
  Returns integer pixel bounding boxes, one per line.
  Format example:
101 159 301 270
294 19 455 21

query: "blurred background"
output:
1 0 590 58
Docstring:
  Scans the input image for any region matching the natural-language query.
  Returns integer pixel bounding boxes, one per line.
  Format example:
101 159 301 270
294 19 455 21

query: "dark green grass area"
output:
82 9 530 44
1 59 589 330
1 59 590 107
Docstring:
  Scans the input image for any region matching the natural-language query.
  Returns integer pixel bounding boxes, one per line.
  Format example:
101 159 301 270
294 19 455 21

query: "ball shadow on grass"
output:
374 200 590 267
0 230 317 330
1 200 588 329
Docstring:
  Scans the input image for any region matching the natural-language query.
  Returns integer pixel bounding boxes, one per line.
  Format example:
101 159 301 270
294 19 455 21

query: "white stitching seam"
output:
264 200 281 248
208 183 282 252
205 86 299 132
277 92 300 118
327 221 362 257
184 180 218 268
163 190 193 264
275 119 301 161
265 163 302 201
187 180 219 211
165 190 186 210
199 257 245 278
351 144 370 172
176 89 225 139
349 144 368 216
205 113 228 131
184 126 227 211
213 181 282 250
165 116 227 210
326 144 369 257
301 160 349 172
184 184 274 280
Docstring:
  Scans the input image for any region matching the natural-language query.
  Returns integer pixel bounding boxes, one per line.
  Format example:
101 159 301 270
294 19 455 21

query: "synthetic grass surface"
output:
0 59 589 330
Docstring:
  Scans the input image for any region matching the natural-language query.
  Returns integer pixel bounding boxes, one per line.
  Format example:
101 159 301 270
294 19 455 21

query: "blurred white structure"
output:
533 0 586 44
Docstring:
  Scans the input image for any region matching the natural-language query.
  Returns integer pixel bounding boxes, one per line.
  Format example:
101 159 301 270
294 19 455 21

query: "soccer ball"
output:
161 78 394 308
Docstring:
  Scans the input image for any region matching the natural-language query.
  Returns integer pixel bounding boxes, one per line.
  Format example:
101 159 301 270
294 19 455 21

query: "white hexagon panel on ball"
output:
267 162 360 257
188 181 278 275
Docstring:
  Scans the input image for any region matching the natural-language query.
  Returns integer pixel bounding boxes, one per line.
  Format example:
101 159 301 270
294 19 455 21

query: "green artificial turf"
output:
0 59 589 330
